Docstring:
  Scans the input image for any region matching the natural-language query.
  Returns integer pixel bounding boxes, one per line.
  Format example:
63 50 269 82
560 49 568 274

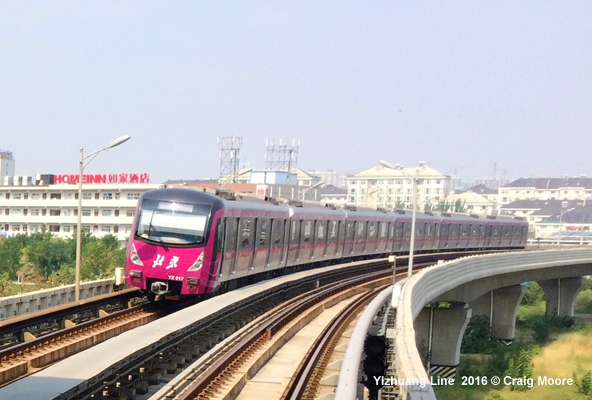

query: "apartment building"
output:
0 174 160 243
498 177 592 206
346 162 451 210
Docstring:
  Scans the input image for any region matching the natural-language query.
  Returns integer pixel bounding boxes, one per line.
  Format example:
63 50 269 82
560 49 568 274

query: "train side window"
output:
257 218 270 246
329 220 338 240
303 220 312 242
316 220 326 241
396 222 404 238
225 217 238 252
450 224 459 238
215 218 225 253
404 222 411 238
290 220 301 244
389 223 395 239
426 223 432 237
503 226 510 236
338 220 346 241
471 225 479 237
492 225 499 237
356 221 366 239
272 219 284 245
480 225 486 236
379 222 387 238
417 223 425 237
368 222 376 239
240 217 254 248
346 221 355 241
441 223 449 237
461 224 468 237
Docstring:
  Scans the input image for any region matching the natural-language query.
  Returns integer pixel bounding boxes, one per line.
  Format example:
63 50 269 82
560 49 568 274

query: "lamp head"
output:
108 135 131 149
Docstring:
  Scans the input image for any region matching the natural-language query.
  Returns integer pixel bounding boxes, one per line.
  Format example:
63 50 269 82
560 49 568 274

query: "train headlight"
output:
187 252 204 272
129 270 142 277
130 243 144 266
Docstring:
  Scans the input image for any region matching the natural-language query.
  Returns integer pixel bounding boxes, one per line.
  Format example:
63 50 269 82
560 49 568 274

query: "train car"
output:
126 188 529 299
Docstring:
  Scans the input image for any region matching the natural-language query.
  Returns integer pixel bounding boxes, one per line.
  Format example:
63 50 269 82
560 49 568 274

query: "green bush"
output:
576 289 592 314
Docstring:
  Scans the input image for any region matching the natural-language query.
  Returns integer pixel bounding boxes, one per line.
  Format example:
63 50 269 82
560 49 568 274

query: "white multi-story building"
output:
346 162 451 210
0 174 160 243
498 177 592 206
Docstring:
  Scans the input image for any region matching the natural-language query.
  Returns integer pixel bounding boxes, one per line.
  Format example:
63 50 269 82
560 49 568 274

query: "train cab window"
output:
302 220 312 242
290 220 301 244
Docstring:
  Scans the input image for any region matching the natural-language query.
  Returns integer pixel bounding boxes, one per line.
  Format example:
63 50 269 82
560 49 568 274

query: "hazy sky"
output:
1 2 590 184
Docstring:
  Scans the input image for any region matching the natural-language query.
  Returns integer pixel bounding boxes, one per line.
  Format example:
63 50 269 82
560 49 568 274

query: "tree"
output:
0 235 25 280
462 315 496 354
454 199 467 213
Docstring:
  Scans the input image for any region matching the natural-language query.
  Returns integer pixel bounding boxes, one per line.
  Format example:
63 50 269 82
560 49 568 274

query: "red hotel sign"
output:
54 173 150 184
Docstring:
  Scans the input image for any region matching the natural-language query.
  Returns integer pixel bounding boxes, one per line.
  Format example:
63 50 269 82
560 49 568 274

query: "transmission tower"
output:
218 136 243 183
265 139 299 172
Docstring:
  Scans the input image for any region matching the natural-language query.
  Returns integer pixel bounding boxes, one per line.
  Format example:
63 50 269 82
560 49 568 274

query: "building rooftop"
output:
503 177 592 189
321 185 347 196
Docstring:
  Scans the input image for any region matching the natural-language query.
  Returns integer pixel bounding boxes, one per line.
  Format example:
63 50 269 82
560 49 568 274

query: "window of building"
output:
103 193 113 200
11 225 20 232
49 210 61 216
13 193 21 200
102 210 112 217
368 180 377 185
114 210 119 217
63 226 71 233
94 210 99 217
12 209 22 215
94 193 100 200
42 193 47 199
49 225 59 232
83 193 92 200
82 210 92 217
127 193 140 200
65 193 73 200
31 209 40 216
82 225 91 232
5 193 9 199
63 210 71 216
350 180 357 185
4 209 9 216
30 225 39 232
115 193 120 200
349 196 355 203
114 226 119 234
101 226 111 233
50 193 61 200
24 193 28 199
126 210 135 217
388 180 394 185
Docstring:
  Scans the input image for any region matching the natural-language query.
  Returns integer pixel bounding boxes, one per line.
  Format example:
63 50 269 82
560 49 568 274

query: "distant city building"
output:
320 185 347 206
346 162 451 210
500 198 592 239
307 169 341 187
499 177 592 206
446 185 497 216
0 150 15 186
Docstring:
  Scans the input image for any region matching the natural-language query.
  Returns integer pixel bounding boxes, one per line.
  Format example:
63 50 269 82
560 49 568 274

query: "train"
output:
125 188 528 299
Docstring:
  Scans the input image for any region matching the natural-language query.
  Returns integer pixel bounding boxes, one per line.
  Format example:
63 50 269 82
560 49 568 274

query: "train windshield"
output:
135 199 211 245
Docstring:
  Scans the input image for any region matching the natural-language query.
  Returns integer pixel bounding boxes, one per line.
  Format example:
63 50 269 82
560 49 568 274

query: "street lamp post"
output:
75 135 131 301
557 206 575 246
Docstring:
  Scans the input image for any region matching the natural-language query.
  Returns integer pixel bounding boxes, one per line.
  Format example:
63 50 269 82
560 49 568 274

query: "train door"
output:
425 223 434 250
417 223 426 249
251 218 270 273
440 223 450 248
346 221 355 255
314 220 327 259
387 222 395 253
395 221 404 251
367 221 377 253
220 217 238 279
288 219 301 264
326 220 337 258
484 224 492 248
377 221 387 253
354 221 367 255
268 218 284 270
235 217 255 277
450 224 459 248
336 220 345 258
211 218 225 280
300 220 314 262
